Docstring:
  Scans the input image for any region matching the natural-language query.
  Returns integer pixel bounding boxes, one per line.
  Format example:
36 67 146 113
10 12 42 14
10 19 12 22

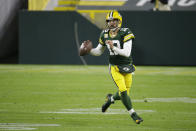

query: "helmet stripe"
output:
109 11 113 19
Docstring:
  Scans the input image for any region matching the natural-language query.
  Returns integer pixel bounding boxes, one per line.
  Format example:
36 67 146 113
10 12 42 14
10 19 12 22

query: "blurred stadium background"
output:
0 0 196 65
0 0 196 131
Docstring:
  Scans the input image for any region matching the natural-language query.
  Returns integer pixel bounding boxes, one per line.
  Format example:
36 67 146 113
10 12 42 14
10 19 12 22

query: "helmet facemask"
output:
106 19 120 31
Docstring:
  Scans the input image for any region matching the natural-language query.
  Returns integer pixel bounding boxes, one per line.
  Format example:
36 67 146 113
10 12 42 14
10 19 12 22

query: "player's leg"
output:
102 65 126 112
110 66 133 111
102 65 143 124
103 65 133 112
124 73 143 124
111 65 124 101
113 91 121 100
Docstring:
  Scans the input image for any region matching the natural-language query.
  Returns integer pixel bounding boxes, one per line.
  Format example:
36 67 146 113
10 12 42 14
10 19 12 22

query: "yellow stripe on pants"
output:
110 65 132 96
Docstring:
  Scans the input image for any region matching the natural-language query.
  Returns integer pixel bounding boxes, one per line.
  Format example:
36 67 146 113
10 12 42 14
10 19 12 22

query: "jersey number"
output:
108 40 120 55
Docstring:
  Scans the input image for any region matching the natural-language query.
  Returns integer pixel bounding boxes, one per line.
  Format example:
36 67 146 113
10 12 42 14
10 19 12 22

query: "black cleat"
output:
102 94 114 112
131 112 143 124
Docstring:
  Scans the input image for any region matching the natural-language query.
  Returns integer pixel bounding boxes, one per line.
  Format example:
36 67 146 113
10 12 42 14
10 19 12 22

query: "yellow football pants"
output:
109 65 132 95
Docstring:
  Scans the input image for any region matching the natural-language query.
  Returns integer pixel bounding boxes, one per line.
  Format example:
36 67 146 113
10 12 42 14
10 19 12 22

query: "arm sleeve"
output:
90 43 106 56
112 40 132 57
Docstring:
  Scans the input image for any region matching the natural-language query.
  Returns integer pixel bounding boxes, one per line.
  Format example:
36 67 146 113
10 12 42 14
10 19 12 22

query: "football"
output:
79 40 93 56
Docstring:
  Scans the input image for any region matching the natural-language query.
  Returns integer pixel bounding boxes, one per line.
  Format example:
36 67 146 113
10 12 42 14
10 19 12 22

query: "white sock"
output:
128 108 135 115
111 96 114 102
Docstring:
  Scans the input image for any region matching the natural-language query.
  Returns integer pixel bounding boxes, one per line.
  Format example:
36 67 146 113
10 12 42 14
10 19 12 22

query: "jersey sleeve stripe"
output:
99 38 104 45
123 34 135 42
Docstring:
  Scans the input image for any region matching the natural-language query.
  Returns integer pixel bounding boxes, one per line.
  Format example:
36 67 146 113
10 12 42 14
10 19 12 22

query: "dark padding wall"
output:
19 11 196 65
120 11 196 66
19 11 107 65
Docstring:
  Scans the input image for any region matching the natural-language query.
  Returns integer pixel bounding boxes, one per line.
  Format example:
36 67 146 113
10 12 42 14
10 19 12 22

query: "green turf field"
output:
0 65 196 131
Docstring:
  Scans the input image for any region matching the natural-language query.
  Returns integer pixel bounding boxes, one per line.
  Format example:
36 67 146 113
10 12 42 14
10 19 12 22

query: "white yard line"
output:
0 123 60 131
134 97 196 103
0 127 36 130
40 108 155 115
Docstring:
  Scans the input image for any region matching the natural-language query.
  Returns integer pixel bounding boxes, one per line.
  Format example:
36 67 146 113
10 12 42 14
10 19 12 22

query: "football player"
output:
89 10 143 124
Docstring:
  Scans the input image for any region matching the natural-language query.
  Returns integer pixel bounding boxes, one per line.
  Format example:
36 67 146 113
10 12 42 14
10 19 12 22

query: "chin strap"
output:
110 27 118 31
107 21 120 31
109 27 120 34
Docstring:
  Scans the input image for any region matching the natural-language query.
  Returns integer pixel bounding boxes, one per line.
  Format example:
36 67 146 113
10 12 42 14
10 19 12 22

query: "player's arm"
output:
108 28 134 57
106 39 132 57
113 40 132 57
90 43 106 56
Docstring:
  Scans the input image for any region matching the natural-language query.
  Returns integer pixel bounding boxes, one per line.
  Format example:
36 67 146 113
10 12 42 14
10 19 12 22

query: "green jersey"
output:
99 28 135 65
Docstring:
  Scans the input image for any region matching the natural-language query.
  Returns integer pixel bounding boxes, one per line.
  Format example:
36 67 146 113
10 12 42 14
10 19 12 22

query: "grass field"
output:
0 64 196 131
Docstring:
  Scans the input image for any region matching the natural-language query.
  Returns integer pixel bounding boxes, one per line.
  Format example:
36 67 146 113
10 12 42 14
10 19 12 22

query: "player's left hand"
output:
106 40 114 49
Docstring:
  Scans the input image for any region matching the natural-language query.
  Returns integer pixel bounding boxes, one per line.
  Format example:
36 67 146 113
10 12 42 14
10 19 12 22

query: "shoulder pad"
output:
121 28 133 35
103 29 109 33
120 28 129 32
